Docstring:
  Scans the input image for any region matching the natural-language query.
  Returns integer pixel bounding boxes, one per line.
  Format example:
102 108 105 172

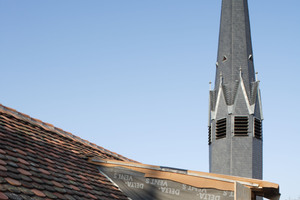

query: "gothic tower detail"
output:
209 0 263 179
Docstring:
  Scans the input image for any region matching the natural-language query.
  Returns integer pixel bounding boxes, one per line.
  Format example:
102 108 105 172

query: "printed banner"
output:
98 166 234 200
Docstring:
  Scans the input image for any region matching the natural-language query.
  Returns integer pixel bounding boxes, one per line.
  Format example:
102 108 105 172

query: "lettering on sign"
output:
183 184 207 193
199 193 221 200
146 178 168 187
223 191 234 197
160 187 180 196
125 181 144 189
114 173 133 182
100 167 235 200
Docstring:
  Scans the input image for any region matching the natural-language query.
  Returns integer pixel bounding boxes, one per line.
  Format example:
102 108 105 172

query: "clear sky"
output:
1 1 299 199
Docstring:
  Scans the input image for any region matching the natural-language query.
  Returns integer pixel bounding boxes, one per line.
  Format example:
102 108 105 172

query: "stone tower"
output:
208 0 263 179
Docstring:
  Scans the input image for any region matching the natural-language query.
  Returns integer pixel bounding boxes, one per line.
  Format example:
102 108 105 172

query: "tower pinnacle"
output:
209 0 263 180
215 0 255 105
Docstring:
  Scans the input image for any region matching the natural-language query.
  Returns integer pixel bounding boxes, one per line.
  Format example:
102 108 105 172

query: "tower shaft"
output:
209 0 263 180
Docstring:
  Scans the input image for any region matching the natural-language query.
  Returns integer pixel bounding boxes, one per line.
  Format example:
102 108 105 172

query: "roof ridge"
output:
0 103 136 163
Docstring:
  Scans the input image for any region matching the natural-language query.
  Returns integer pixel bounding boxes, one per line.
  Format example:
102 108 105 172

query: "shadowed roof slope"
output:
0 104 134 200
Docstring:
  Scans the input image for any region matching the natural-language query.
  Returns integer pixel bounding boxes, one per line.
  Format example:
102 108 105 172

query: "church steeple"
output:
209 0 263 180
215 0 255 105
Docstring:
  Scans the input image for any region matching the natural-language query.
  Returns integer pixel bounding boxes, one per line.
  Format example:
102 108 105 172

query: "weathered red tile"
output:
31 189 46 197
5 177 21 186
44 158 55 164
18 158 30 165
0 149 6 154
63 167 72 172
47 166 57 172
66 175 75 181
87 193 97 199
18 163 30 170
44 122 54 127
49 152 60 158
5 150 18 158
20 180 34 189
43 191 57 199
83 183 93 190
0 160 6 166
32 182 45 190
52 180 64 188
0 170 7 178
79 174 88 181
111 193 120 199
17 168 32 176
5 155 18 163
53 192 66 199
38 168 51 175
15 149 27 156
0 192 8 200
70 185 80 191
25 148 35 154
0 166 7 171
19 187 34 195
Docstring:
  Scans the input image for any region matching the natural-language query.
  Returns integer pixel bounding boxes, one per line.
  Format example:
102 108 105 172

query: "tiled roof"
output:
0 104 134 200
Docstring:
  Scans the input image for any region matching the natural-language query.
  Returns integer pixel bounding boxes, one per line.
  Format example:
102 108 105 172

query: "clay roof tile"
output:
0 192 8 200
31 189 46 197
0 104 132 199
4 177 21 186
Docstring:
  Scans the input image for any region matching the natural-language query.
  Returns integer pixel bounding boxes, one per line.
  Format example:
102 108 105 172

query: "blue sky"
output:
1 1 299 199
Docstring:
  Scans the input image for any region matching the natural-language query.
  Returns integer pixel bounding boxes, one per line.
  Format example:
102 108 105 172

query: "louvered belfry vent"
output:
208 126 212 144
254 118 262 139
234 116 249 136
216 118 226 139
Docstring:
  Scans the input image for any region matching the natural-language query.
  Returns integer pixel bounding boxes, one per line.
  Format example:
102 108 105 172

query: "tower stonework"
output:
209 0 263 179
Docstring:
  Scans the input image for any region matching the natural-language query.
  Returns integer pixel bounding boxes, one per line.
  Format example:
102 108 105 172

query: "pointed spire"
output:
214 0 256 105
209 0 263 180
